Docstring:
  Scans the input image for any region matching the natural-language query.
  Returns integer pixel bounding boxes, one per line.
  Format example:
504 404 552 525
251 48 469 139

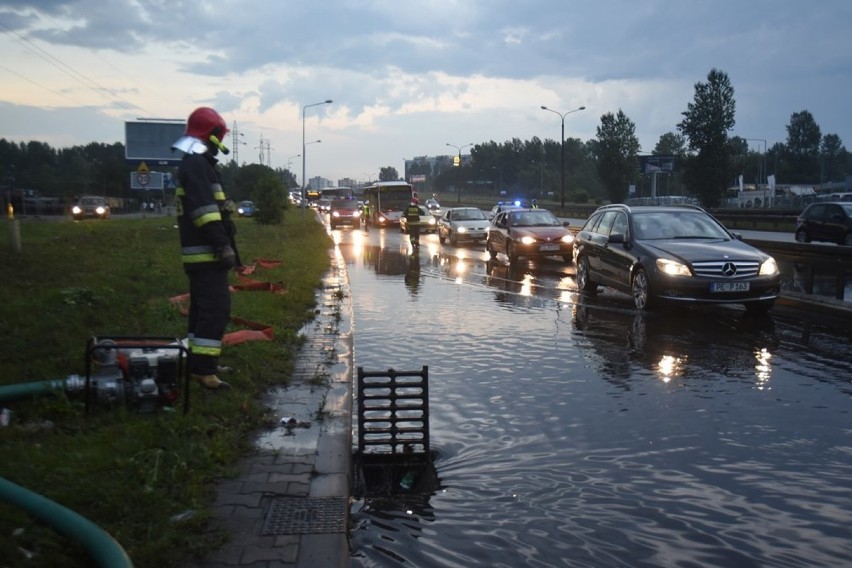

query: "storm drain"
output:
262 496 348 535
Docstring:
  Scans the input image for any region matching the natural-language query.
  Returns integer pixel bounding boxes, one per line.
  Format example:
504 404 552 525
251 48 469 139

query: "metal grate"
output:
262 497 348 535
357 366 430 457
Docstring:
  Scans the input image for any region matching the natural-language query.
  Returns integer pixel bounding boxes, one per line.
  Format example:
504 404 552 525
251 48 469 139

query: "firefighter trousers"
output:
186 266 231 375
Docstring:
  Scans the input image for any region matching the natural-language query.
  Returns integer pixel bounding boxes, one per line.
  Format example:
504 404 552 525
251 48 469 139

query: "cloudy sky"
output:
1 0 850 184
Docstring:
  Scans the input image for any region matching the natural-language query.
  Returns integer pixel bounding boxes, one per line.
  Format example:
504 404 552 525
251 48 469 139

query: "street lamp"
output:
446 142 473 204
302 99 333 211
744 138 767 206
540 105 585 209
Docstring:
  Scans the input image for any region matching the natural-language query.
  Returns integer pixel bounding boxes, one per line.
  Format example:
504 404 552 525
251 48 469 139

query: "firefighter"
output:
361 200 371 231
404 197 422 247
531 199 539 209
171 107 238 390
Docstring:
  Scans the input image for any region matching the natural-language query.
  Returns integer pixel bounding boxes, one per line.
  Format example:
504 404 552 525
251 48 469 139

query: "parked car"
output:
438 207 489 246
486 208 574 264
237 200 256 217
71 196 110 220
795 202 852 246
573 204 781 312
329 199 361 229
399 205 437 234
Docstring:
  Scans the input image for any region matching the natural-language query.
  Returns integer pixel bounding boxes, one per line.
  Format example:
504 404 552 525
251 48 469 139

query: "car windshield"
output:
80 197 103 205
509 210 560 227
455 209 486 221
332 200 358 210
632 211 730 240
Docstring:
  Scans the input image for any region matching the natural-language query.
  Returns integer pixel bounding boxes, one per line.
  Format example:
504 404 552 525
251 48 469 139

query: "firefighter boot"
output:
191 373 231 390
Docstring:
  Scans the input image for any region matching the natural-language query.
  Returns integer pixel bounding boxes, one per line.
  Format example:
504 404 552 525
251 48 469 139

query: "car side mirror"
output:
608 233 625 244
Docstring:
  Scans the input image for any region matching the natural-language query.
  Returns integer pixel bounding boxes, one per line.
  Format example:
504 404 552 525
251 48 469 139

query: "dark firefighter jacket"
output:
176 152 233 271
404 204 421 226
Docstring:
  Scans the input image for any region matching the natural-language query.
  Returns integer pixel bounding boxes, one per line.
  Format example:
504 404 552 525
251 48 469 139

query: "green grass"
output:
0 211 332 567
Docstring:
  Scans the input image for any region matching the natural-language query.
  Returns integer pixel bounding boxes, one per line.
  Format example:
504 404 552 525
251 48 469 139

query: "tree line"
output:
2 69 849 211
416 69 850 207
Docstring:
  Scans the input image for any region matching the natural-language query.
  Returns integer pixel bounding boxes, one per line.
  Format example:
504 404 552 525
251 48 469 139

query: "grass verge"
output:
0 210 332 567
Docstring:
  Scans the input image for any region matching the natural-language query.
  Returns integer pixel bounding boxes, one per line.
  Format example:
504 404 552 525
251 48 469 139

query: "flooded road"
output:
336 226 852 567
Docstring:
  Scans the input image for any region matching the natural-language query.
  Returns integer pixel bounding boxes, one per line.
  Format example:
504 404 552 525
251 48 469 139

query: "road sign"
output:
136 172 150 187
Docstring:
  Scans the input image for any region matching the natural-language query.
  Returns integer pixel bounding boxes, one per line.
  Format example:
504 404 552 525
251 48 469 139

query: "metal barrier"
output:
747 239 852 302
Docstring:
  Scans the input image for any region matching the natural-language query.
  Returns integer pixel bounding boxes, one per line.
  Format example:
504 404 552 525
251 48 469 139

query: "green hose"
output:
0 477 133 567
0 379 66 403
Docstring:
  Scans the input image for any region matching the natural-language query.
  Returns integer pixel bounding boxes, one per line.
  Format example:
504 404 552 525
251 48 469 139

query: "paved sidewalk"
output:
192 246 353 568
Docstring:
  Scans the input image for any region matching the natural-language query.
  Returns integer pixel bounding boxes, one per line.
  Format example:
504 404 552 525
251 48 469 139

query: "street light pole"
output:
446 142 473 205
302 99 333 212
540 105 585 209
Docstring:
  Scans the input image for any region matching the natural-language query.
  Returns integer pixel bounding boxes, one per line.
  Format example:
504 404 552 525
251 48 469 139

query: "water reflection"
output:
570 299 779 389
343 228 852 568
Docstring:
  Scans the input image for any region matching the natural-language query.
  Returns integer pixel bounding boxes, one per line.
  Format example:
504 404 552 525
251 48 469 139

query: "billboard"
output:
124 120 186 166
639 155 676 174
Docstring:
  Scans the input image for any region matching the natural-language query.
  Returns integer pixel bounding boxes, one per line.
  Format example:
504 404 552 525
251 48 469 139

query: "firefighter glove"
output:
216 245 237 269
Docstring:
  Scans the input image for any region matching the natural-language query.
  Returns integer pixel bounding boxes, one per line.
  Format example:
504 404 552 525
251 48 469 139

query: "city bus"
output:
320 186 353 200
362 181 414 227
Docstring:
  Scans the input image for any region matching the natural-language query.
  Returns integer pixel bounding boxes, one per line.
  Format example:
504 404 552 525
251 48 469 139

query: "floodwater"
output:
335 227 852 568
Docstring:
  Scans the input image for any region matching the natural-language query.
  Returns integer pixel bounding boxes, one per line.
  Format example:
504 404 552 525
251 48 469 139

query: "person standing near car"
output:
171 106 238 390
362 200 371 232
404 197 422 247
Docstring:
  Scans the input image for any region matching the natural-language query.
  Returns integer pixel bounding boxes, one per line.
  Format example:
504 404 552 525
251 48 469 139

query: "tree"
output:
820 133 847 182
593 110 640 202
677 68 736 207
252 171 286 225
784 110 821 183
379 166 399 181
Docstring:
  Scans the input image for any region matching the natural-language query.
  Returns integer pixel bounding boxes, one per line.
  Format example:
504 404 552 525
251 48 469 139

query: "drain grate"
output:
262 497 348 535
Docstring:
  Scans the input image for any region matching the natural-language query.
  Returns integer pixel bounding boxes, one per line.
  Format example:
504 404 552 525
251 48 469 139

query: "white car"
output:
438 207 489 246
399 205 437 234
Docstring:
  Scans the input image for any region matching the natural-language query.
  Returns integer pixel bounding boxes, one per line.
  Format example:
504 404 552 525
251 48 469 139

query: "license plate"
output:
710 282 750 292
539 243 560 252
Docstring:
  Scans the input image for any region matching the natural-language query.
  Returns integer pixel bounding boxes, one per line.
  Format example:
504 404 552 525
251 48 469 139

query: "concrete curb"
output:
192 245 352 568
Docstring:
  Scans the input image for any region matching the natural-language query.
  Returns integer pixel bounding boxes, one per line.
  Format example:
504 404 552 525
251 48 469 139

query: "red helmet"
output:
185 107 228 140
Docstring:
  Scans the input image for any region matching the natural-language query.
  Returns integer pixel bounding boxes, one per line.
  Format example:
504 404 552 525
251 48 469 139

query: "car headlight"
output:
331 211 340 218
72 206 82 214
656 258 691 276
561 234 574 244
520 236 536 245
427 218 436 226
457 226 467 233
759 257 779 276
96 206 106 215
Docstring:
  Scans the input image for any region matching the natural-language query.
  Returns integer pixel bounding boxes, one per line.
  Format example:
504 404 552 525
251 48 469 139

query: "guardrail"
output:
746 239 852 302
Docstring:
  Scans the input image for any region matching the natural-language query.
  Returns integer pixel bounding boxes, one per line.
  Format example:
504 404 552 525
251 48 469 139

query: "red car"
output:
486 208 574 264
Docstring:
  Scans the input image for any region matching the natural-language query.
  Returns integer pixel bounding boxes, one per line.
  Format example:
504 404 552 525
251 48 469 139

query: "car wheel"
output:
507 242 519 265
795 229 810 243
576 256 598 294
449 231 458 247
486 239 497 260
631 268 655 311
330 222 337 230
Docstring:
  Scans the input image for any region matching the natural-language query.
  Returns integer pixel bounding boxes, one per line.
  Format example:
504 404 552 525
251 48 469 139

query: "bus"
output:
362 181 414 227
320 186 353 200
